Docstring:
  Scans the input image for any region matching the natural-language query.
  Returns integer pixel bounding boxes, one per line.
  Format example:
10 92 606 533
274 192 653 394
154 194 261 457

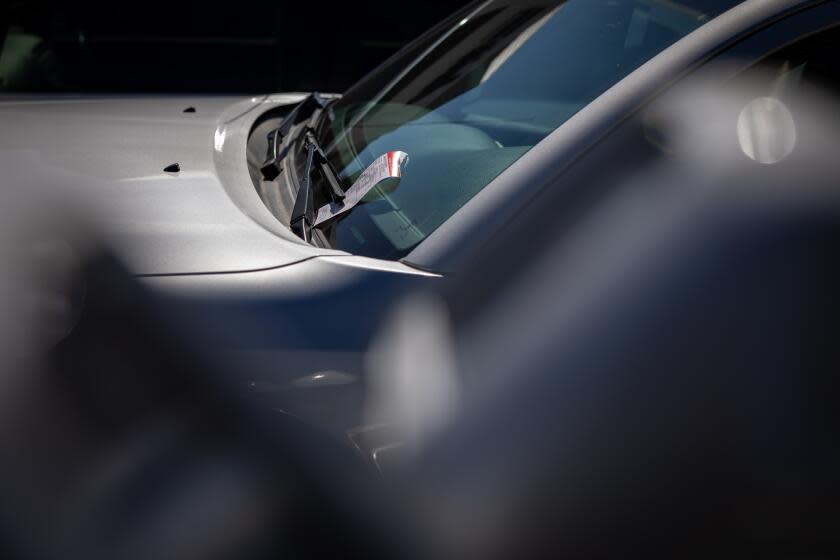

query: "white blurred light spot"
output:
737 97 796 164
214 127 227 152
365 293 459 450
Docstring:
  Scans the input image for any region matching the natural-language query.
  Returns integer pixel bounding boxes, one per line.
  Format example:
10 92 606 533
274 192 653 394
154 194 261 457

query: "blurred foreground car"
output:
1 2 840 558
3 0 840 445
2 57 840 560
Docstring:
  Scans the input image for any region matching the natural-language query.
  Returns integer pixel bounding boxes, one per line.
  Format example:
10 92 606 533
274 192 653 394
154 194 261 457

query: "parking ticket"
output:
314 150 409 227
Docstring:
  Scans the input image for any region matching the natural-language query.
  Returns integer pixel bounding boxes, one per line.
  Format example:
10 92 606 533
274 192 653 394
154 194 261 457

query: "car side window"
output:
719 21 840 165
644 7 840 168
741 21 840 100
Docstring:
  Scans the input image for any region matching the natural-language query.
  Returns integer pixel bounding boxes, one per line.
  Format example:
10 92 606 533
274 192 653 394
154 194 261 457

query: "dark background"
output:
1 0 469 94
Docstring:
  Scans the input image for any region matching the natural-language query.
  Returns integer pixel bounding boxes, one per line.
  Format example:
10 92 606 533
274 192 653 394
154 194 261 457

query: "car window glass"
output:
318 0 741 260
729 21 840 166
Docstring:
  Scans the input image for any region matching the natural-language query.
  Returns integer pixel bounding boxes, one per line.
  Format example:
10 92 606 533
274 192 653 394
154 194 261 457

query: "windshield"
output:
316 0 742 260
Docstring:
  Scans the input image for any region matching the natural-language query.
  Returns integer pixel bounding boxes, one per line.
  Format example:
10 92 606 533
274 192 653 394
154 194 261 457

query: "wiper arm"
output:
290 130 345 242
260 92 333 181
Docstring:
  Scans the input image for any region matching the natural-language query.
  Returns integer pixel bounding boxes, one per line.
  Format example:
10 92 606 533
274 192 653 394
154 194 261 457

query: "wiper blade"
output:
290 131 345 242
260 92 333 181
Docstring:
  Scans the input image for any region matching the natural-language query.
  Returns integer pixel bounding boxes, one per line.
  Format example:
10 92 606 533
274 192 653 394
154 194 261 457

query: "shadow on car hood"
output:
0 95 325 275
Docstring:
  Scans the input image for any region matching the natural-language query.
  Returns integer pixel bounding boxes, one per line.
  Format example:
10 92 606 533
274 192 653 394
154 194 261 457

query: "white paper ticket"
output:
314 150 409 227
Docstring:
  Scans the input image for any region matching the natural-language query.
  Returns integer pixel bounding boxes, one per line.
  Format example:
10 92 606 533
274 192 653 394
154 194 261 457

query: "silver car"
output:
1 0 838 442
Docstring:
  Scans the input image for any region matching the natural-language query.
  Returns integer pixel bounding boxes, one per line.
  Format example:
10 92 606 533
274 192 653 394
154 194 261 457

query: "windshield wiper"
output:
290 130 345 242
260 92 333 181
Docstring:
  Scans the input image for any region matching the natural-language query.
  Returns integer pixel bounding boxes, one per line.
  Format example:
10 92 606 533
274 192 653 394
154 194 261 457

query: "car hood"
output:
0 94 335 275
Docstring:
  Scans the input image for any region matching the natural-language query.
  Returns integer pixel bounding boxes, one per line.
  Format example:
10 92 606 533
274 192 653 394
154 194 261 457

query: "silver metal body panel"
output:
0 93 364 276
